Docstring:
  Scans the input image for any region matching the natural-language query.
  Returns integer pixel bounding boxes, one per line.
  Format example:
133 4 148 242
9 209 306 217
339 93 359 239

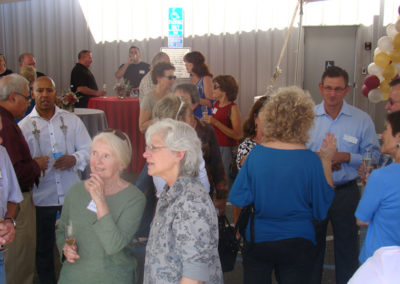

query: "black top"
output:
0 69 13 78
36 71 46 78
120 62 150 89
70 63 98 108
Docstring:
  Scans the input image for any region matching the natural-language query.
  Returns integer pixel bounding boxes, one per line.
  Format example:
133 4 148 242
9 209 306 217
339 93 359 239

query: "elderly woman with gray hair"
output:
143 119 223 284
56 129 146 284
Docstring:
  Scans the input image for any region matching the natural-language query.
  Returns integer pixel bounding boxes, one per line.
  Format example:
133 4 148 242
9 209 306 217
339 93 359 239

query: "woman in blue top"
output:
228 86 336 284
355 111 400 263
183 51 213 118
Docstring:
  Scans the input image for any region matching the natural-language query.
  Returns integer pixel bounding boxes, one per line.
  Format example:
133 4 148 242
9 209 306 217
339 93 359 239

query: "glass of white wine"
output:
65 221 75 246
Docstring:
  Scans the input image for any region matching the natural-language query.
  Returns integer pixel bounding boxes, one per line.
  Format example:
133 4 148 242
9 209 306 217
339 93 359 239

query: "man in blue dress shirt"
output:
307 66 380 284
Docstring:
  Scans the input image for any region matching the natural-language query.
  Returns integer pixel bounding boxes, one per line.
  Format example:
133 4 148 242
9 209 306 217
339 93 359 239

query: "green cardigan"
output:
56 181 145 284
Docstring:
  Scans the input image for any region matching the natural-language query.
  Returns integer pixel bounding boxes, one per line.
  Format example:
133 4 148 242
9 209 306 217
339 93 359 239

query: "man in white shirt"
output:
19 76 91 284
0 115 23 284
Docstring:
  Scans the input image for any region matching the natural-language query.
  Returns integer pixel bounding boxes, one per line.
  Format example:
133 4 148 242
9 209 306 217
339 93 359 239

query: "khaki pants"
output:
4 191 36 284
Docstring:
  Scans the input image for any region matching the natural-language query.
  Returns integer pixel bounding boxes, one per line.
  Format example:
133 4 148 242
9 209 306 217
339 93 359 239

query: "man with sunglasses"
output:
307 66 380 284
19 76 91 284
0 74 48 284
386 78 400 113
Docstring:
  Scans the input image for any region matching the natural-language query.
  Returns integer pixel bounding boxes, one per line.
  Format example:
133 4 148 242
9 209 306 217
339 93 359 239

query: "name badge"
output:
212 108 218 114
86 200 97 213
139 70 145 74
343 134 358 144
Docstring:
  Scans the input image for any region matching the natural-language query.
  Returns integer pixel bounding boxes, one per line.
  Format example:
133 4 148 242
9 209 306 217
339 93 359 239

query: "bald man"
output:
19 76 91 284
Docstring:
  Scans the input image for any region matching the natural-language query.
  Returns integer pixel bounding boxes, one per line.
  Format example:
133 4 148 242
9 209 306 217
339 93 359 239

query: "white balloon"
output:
367 63 383 76
378 36 394 53
374 47 381 55
395 19 400 32
368 89 383 103
387 24 398 38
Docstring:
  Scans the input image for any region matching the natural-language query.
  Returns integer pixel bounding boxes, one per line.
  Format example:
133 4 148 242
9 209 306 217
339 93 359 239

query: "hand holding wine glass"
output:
63 221 80 263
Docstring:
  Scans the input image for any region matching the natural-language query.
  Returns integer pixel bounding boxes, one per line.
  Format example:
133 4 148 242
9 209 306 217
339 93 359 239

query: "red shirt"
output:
212 101 238 147
0 106 40 192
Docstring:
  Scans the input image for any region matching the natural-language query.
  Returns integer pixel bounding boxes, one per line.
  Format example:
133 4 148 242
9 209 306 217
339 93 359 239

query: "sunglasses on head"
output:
102 128 128 141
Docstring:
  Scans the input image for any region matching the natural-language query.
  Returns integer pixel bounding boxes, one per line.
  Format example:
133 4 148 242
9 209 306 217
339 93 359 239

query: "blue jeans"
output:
0 252 5 284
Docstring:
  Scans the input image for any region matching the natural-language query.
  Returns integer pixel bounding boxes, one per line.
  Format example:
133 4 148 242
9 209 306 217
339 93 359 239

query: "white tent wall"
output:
0 0 391 131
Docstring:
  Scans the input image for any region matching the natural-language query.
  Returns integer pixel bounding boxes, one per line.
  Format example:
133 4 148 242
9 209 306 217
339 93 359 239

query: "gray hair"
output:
92 130 132 170
145 118 201 177
153 95 191 121
174 83 200 104
151 52 170 67
0 74 29 101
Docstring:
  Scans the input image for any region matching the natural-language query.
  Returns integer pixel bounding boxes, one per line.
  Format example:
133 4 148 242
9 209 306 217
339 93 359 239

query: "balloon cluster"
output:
363 8 400 103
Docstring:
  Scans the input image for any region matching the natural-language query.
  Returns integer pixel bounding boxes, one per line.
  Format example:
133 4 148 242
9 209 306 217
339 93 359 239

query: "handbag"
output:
218 215 239 273
218 204 255 273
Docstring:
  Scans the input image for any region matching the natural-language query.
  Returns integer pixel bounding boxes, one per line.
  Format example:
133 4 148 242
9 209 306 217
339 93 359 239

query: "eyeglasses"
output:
145 145 167 153
388 98 400 105
213 83 221 90
322 86 347 93
15 92 32 103
163 75 177 80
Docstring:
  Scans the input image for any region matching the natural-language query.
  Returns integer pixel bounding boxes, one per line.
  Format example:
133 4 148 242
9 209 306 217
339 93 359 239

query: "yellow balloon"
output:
380 80 391 94
394 33 400 49
382 64 398 80
374 51 391 67
390 48 400 62
382 90 389 101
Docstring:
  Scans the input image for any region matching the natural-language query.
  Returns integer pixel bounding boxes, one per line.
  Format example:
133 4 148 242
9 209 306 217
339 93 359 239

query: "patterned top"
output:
236 137 257 170
144 176 223 284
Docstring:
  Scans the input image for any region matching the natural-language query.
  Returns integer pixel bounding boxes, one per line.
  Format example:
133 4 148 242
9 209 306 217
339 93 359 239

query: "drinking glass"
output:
65 221 75 246
201 106 208 120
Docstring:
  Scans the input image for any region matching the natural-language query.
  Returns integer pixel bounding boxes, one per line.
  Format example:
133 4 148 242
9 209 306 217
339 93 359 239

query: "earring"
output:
397 143 400 148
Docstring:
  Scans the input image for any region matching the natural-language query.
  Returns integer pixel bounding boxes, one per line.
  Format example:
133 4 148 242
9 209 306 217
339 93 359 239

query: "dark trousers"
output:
310 181 360 284
135 163 157 239
36 206 62 284
243 238 315 284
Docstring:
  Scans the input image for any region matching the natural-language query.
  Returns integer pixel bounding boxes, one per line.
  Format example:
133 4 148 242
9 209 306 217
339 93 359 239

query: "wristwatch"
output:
4 217 16 228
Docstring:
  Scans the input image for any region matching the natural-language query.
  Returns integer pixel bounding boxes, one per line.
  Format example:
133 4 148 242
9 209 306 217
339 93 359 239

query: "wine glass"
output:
65 221 75 246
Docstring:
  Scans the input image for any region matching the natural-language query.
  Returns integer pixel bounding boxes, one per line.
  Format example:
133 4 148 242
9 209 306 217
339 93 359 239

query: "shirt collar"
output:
0 105 14 120
28 105 62 121
316 100 352 118
159 176 192 204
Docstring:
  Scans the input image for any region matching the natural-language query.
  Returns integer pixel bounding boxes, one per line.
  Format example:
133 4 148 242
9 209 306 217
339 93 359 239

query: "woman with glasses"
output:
143 119 223 284
153 95 229 214
56 129 146 284
203 75 242 187
138 62 175 133
183 51 213 118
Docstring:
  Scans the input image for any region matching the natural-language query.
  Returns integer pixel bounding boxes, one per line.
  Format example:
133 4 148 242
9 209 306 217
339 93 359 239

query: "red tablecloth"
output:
88 96 145 173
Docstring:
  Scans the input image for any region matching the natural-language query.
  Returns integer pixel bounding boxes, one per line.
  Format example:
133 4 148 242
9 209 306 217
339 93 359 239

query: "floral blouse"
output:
236 137 257 170
143 176 223 284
